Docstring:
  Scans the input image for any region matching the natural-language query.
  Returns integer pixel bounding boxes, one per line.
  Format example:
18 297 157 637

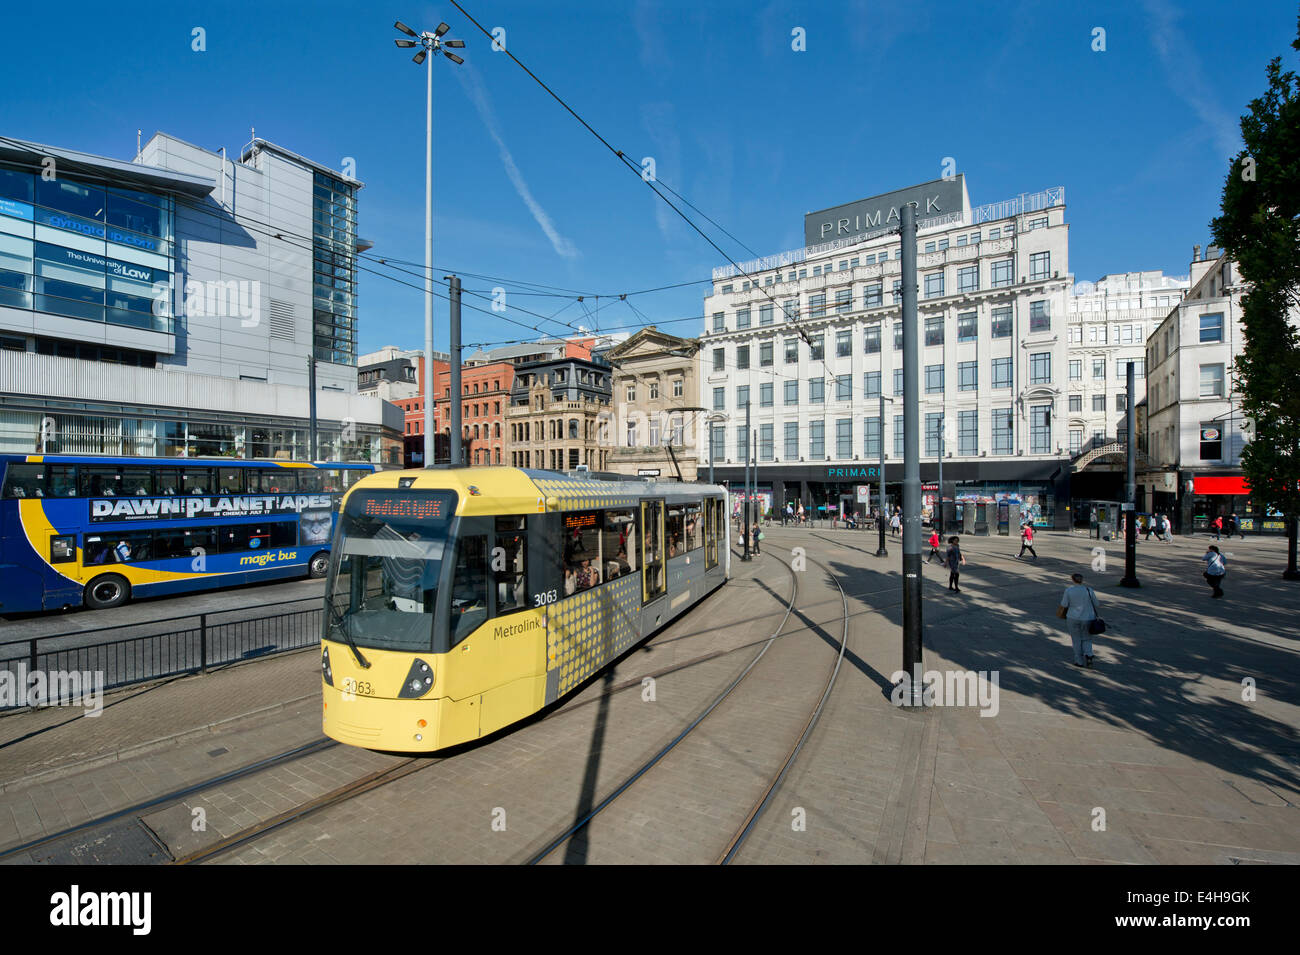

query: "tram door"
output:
705 498 718 569
641 500 665 603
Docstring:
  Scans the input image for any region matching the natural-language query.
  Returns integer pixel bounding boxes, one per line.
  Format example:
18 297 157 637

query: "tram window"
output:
3 464 44 498
181 467 213 495
451 535 489 645
642 501 665 601
298 470 324 493
684 503 702 551
155 468 181 495
121 467 152 497
153 527 218 561
494 524 527 614
79 467 123 497
48 465 77 498
666 506 685 558
602 509 636 577
562 510 602 594
85 530 153 564
216 467 245 494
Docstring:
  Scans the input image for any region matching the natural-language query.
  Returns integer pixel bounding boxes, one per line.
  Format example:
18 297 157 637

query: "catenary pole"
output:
876 391 888 556
448 275 463 467
1121 360 1140 586
901 203 924 705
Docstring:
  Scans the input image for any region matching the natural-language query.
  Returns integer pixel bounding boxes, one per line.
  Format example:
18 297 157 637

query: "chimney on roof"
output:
1193 244 1201 262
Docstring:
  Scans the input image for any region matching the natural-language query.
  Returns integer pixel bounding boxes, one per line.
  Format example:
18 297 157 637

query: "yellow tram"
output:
321 467 730 751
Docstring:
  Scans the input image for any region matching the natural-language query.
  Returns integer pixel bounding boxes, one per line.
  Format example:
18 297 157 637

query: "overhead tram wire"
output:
442 1 816 347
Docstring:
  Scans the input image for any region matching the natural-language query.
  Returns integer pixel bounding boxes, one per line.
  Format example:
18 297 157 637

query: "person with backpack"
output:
945 536 966 592
1201 545 1226 598
1056 572 1100 668
1017 521 1037 560
926 529 942 563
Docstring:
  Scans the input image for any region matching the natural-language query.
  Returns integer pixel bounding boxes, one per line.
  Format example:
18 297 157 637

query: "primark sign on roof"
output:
804 176 967 247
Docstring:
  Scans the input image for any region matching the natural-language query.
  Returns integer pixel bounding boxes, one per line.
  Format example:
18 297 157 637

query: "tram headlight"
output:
322 646 334 686
398 658 435 699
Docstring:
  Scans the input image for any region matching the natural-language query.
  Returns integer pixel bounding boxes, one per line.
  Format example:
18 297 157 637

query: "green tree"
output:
1210 13 1300 577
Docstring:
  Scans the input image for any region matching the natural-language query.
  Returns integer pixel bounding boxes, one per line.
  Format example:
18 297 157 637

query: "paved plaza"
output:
0 525 1296 864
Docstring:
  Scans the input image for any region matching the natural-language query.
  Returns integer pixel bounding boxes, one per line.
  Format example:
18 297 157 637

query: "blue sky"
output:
2 0 1295 356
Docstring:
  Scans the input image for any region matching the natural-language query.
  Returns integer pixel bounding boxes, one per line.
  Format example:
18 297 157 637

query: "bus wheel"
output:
308 553 330 579
85 574 130 610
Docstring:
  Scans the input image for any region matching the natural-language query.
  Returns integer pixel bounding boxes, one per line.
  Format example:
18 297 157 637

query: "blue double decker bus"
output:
0 454 374 612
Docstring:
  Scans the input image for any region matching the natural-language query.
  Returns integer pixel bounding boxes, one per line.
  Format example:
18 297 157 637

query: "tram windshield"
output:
326 490 458 653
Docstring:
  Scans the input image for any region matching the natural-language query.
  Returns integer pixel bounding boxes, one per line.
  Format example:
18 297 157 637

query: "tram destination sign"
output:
805 177 966 246
89 494 334 523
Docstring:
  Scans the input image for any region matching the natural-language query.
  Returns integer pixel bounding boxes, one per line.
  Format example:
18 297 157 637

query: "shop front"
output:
1183 473 1287 535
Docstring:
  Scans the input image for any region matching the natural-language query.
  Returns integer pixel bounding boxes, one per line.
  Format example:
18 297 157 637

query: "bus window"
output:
181 467 213 495
85 531 153 564
264 469 297 493
341 468 366 489
322 469 343 493
153 527 218 560
48 465 77 498
216 467 245 494
121 467 153 497
2 464 44 498
79 467 124 497
451 535 488 645
298 470 324 493
156 468 180 495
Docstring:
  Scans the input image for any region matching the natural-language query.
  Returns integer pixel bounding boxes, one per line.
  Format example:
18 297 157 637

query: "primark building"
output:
0 132 400 463
700 176 1073 528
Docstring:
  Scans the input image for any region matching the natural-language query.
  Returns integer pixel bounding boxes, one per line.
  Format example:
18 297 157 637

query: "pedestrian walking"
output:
1158 513 1171 541
1211 515 1223 540
1143 515 1156 542
797 501 805 525
1201 544 1226 598
1229 512 1244 539
890 512 902 537
751 522 762 555
926 530 942 563
1056 572 1100 668
1017 522 1037 560
945 536 966 592
785 502 793 526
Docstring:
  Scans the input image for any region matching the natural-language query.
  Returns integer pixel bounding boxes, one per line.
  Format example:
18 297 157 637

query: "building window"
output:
835 418 852 458
1069 429 1083 453
737 426 749 461
760 304 774 326
783 300 798 322
1029 300 1050 332
626 420 638 446
836 375 852 401
737 308 751 329
993 408 1013 455
836 329 852 357
627 384 637 401
1029 216 1048 230
959 410 978 456
957 312 976 341
649 381 659 399
925 316 944 347
894 368 904 395
784 338 798 363
760 382 774 407
836 289 852 314
809 294 826 318
784 380 798 405
894 414 905 457
957 265 979 293
864 325 881 354
712 311 725 333
1069 394 1082 412
894 320 903 350
958 361 977 391
713 387 725 411
1199 422 1222 460
892 279 902 304
809 378 825 403
1116 393 1128 412
992 357 1012 389
1030 352 1052 384
858 416 880 457
1092 395 1106 412
737 385 750 408
925 412 943 456
1069 359 1082 381
713 348 725 372
760 423 774 461
1200 363 1225 397
864 370 881 398
924 241 936 254
1199 312 1224 342
784 422 799 459
924 272 944 298
673 379 683 397
864 283 882 308
1030 404 1052 453
1093 358 1105 379
737 345 750 369
809 420 825 459
810 335 825 361
925 364 944 393
760 341 774 366
1030 252 1051 281
1117 359 1145 379
991 259 1014 288
991 307 1012 338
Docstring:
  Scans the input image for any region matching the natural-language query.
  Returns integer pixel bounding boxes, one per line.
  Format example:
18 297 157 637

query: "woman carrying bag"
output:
1056 572 1104 668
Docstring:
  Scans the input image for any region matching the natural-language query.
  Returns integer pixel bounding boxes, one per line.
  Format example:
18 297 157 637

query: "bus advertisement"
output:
0 455 375 613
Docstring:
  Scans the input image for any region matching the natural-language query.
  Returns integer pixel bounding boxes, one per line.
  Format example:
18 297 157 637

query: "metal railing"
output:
0 596 323 710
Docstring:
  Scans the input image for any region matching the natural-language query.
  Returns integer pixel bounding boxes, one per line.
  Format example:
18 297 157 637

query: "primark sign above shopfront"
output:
804 176 968 247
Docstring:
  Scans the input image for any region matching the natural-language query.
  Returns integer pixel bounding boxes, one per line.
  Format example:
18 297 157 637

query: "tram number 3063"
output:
341 678 374 699
532 589 559 608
